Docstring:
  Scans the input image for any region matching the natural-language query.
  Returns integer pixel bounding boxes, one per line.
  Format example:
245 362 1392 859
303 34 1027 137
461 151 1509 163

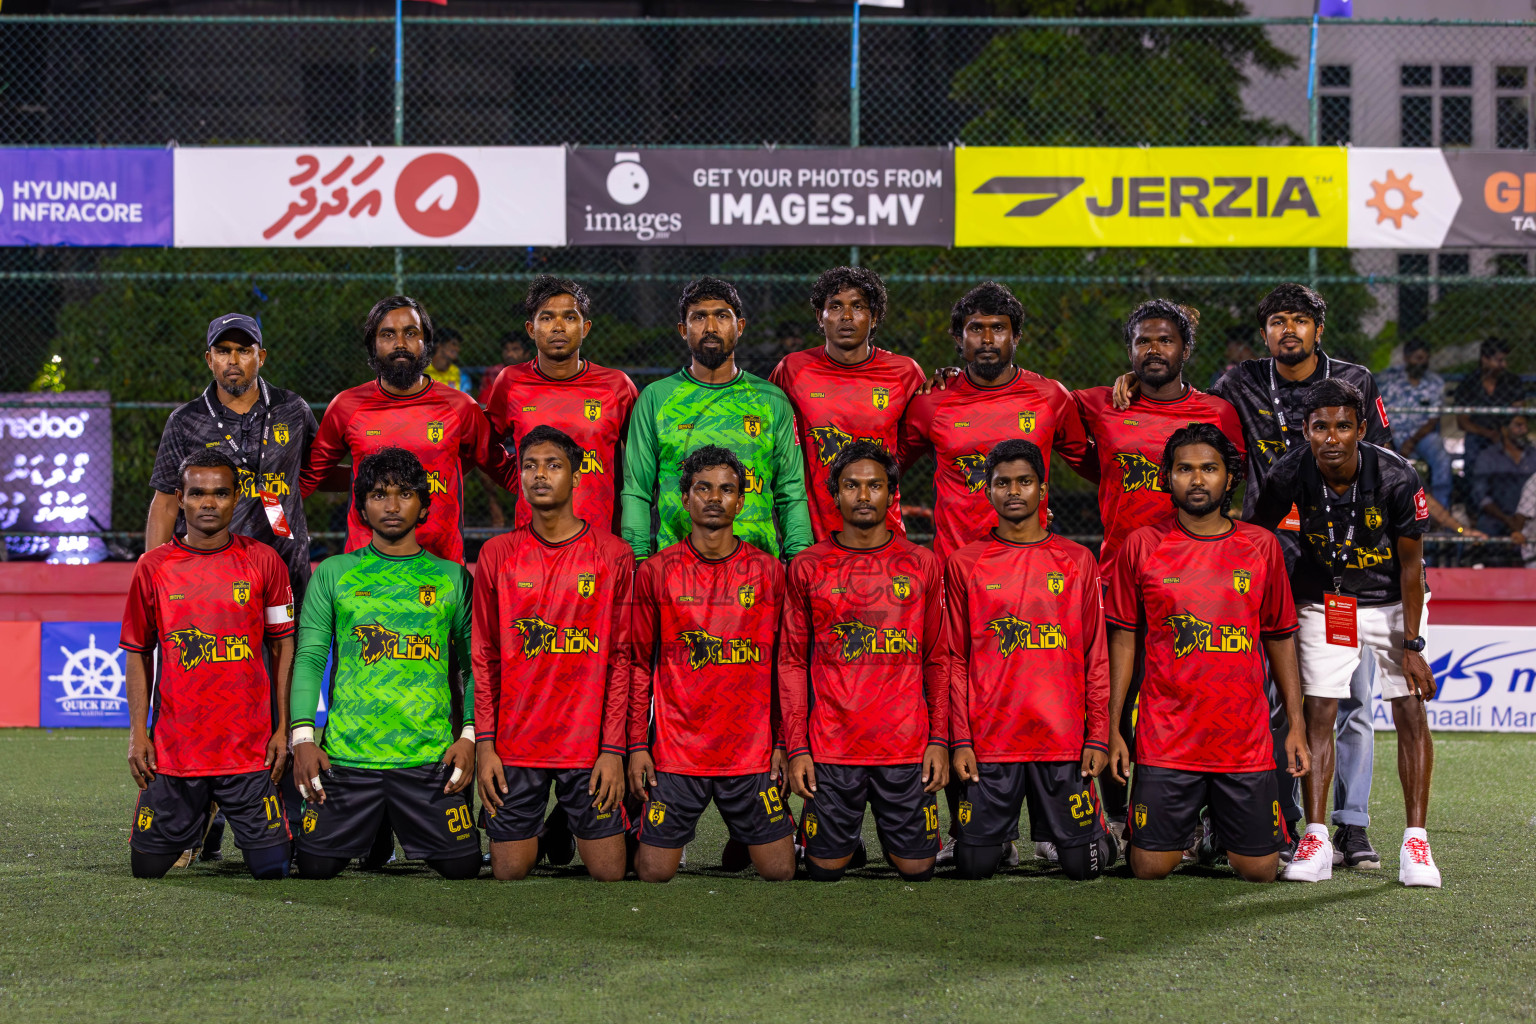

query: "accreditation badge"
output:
1324 594 1359 647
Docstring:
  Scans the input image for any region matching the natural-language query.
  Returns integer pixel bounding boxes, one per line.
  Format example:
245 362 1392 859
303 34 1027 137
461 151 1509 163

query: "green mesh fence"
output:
0 14 1531 559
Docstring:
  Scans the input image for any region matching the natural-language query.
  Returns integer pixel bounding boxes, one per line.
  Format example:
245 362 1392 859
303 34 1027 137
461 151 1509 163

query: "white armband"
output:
290 725 316 747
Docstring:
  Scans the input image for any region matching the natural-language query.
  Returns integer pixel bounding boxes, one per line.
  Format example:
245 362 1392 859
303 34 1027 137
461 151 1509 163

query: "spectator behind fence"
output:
1470 413 1536 539
1453 337 1526 472
424 327 473 393
1514 471 1536 568
1376 338 1452 508
477 333 533 405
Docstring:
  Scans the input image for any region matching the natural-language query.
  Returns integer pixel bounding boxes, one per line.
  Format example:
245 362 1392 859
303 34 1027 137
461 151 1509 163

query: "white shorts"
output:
1295 594 1429 702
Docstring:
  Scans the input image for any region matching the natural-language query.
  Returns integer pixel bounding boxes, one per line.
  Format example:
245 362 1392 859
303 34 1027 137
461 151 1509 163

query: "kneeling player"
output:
124 449 296 880
946 440 1115 880
781 442 949 882
474 426 632 882
628 446 795 882
1106 424 1308 883
290 448 480 880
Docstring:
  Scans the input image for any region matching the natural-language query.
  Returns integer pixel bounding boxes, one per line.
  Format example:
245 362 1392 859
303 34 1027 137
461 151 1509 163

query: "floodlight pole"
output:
849 1 862 268
394 0 406 293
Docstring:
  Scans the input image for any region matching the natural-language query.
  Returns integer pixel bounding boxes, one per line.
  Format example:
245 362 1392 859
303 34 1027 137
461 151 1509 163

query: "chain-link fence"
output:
0 14 1532 560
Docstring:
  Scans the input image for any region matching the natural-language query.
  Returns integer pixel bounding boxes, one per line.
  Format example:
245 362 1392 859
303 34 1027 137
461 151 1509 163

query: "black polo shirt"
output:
1211 352 1394 519
150 380 318 604
1252 441 1428 607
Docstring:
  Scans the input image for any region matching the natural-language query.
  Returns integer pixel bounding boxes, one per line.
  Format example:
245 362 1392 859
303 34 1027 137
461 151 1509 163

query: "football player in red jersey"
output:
901 282 1090 560
1106 423 1308 883
1072 300 1245 841
628 445 796 883
484 275 638 533
781 441 949 882
473 425 632 883
301 295 515 565
947 439 1116 880
770 267 925 541
123 447 296 880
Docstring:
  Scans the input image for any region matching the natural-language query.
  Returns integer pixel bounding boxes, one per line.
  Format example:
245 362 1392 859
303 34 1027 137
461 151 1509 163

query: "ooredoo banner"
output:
955 146 1349 247
174 147 566 247
0 391 114 564
0 148 172 246
567 148 951 246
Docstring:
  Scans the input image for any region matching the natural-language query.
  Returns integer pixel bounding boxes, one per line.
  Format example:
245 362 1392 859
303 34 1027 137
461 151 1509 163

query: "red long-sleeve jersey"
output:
779 534 948 765
301 380 514 565
945 531 1108 762
484 360 638 533
1072 385 1246 568
900 368 1089 560
629 538 784 775
472 523 633 769
769 346 926 541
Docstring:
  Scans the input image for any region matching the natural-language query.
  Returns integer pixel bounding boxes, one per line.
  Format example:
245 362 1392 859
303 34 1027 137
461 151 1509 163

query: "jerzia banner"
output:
0 146 1532 249
566 148 952 246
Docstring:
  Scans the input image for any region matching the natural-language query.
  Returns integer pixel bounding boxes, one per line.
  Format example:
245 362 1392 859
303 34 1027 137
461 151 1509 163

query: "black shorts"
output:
296 763 478 861
131 770 290 855
953 761 1106 849
1128 764 1285 858
637 771 795 849
480 766 628 844
802 763 940 861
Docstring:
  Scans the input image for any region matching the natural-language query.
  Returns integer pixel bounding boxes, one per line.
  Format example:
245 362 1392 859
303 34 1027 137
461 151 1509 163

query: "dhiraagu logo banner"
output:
954 147 1348 248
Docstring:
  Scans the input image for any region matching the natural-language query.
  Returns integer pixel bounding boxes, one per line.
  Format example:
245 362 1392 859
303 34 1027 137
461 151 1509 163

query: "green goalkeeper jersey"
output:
291 544 474 770
620 367 814 559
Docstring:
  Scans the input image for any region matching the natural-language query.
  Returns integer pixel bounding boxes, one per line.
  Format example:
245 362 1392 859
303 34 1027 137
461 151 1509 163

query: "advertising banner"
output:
955 146 1348 248
0 148 172 246
1442 151 1536 248
567 148 951 246
1374 625 1536 732
0 391 113 564
174 147 566 247
39 620 128 728
1345 148 1461 249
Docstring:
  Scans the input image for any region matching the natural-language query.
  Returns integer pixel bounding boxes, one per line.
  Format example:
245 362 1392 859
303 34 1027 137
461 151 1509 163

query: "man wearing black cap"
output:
148 313 317 610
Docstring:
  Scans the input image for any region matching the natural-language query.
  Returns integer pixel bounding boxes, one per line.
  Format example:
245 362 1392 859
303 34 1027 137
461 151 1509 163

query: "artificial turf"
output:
0 728 1532 1023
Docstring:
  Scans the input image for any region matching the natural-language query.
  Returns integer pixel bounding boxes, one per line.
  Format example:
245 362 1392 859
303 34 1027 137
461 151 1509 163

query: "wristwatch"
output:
1402 636 1427 653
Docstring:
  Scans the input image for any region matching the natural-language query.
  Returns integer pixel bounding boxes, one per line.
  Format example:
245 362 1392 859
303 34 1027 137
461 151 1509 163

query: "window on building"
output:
1318 64 1351 144
1398 253 1430 340
1495 253 1531 277
1401 64 1476 147
1495 66 1531 150
1401 94 1433 147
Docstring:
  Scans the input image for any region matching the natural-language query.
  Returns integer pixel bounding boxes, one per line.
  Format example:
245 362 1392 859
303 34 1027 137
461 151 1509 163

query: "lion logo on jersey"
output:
165 626 218 671
1164 612 1214 659
953 452 990 493
353 623 402 666
678 629 724 671
872 387 890 410
584 399 602 422
809 425 853 465
830 621 878 662
985 615 1033 657
1254 438 1288 464
1114 452 1164 494
512 616 559 659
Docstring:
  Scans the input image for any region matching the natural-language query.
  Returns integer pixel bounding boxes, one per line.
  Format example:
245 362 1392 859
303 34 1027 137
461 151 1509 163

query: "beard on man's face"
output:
969 356 1010 381
691 332 732 371
217 376 254 398
1274 341 1311 366
370 348 431 389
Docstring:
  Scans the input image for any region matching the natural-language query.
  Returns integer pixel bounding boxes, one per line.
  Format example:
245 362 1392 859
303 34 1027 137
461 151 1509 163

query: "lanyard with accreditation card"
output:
1320 479 1359 647
1268 355 1330 532
203 381 292 539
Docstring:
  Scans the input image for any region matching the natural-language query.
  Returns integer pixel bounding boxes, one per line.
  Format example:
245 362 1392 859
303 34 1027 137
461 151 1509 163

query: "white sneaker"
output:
1001 841 1020 868
1399 836 1442 888
1034 841 1058 863
934 838 956 866
1283 830 1334 882
1105 820 1128 860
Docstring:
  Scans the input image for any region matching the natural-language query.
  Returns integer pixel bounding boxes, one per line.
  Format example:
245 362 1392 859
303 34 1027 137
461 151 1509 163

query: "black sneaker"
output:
1278 821 1303 866
538 806 576 867
1332 824 1381 869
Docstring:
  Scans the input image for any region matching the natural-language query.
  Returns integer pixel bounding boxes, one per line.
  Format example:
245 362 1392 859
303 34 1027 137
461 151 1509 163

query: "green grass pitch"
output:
1 728 1533 1023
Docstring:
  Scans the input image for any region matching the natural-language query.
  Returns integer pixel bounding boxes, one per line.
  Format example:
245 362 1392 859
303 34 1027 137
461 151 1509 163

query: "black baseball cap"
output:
206 313 263 349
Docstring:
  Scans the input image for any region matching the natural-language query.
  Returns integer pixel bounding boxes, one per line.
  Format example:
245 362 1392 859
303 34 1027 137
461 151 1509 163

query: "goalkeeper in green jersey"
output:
621 276 815 561
289 447 481 880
